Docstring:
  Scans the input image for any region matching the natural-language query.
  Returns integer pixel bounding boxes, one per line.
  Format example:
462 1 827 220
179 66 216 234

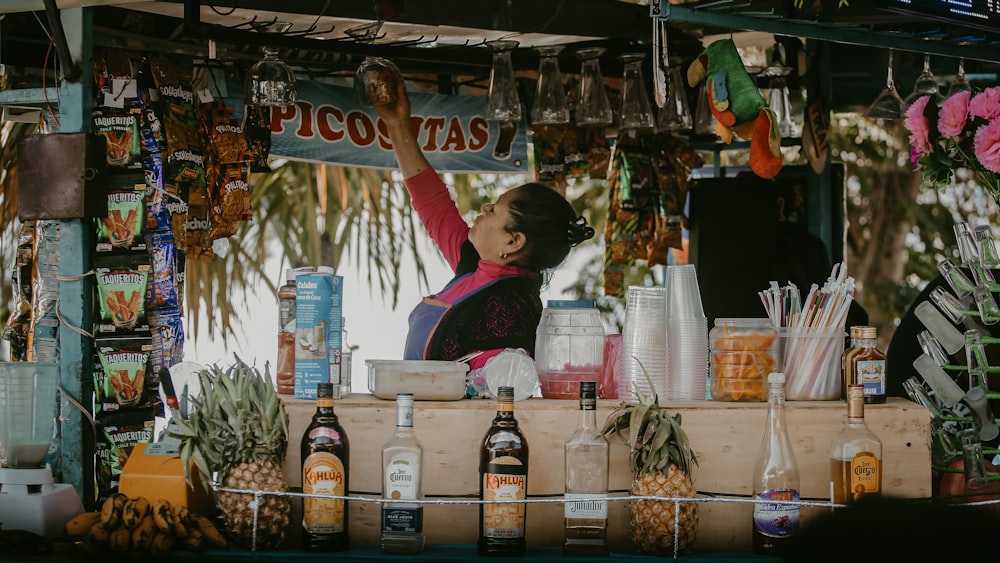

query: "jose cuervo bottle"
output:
381 393 425 554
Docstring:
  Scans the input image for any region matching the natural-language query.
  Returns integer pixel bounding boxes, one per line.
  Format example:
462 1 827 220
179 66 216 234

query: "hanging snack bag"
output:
3 222 35 361
150 306 184 383
95 258 151 336
149 227 179 310
97 174 148 255
96 409 154 503
166 182 190 251
96 337 154 410
93 104 143 169
532 124 567 190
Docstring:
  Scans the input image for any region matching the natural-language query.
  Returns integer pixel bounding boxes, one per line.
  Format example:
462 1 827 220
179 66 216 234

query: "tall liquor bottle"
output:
752 372 799 557
830 384 882 504
381 393 425 554
301 382 350 551
563 381 609 556
478 386 529 556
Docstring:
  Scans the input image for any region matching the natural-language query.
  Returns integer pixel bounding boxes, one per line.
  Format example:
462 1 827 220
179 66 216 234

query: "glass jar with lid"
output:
710 318 778 401
534 300 606 399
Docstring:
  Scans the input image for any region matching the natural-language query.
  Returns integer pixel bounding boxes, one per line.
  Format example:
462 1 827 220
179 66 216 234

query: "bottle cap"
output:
768 372 785 385
849 325 866 337
317 265 335 275
317 382 334 398
497 386 515 401
580 381 597 396
285 268 296 282
859 326 878 339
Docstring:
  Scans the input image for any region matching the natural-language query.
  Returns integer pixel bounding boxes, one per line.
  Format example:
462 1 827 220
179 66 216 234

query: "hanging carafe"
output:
574 47 613 127
484 40 521 159
656 58 693 132
531 45 570 125
761 65 796 138
693 80 717 137
618 53 655 130
485 40 522 122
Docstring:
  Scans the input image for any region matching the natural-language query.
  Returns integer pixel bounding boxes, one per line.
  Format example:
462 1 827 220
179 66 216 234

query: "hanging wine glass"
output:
531 45 570 125
656 57 692 132
865 49 906 120
619 52 655 130
947 58 972 97
484 40 522 122
246 22 297 107
574 46 613 127
904 54 943 108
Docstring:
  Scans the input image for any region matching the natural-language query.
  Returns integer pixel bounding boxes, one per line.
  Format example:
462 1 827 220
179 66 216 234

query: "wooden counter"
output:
280 395 931 550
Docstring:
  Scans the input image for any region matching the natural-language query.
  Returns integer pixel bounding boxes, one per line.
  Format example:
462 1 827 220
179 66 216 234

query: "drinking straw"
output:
760 263 854 399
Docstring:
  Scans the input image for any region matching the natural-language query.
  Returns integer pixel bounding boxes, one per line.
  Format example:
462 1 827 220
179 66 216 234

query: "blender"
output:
0 362 84 537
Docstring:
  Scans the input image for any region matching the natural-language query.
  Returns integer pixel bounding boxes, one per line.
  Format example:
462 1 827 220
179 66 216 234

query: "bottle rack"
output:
905 222 1000 488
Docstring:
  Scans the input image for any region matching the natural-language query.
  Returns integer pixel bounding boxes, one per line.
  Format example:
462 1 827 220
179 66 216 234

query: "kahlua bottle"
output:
752 372 799 556
479 386 529 556
301 382 350 551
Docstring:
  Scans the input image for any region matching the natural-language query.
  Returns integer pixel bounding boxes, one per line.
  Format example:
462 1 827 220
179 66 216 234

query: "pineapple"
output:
602 381 699 555
169 355 292 550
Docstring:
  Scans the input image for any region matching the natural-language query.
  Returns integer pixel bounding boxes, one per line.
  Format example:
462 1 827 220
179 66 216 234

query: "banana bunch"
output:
65 494 227 557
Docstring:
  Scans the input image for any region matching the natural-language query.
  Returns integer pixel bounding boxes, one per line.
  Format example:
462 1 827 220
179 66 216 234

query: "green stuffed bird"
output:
688 38 783 179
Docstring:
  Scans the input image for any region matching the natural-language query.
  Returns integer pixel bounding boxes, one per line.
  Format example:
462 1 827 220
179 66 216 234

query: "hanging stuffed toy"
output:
687 38 783 179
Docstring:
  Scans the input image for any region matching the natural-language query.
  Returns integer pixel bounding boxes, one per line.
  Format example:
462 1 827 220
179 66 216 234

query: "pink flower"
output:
905 95 932 156
938 90 971 137
974 119 1000 174
970 87 1000 120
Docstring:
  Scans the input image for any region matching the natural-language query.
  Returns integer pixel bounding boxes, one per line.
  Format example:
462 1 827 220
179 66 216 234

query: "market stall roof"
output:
3 0 1000 111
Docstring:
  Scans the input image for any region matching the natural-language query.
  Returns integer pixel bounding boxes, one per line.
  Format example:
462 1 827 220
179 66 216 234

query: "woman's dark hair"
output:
506 183 595 272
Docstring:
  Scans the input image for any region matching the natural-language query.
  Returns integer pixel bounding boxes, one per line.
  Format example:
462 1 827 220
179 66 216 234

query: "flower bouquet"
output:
905 88 1000 206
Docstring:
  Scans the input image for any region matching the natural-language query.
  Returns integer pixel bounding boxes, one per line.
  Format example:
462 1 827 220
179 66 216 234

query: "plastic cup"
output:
665 265 705 320
0 362 59 468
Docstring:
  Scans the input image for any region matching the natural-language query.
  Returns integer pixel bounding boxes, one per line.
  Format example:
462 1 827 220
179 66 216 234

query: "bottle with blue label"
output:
752 372 799 557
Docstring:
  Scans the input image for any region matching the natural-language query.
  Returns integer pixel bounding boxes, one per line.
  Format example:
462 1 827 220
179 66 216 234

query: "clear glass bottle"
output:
563 381 609 556
752 372 799 557
478 386 529 556
381 393 425 554
485 40 522 122
850 326 887 404
277 268 297 395
840 326 865 400
301 382 350 551
830 384 882 504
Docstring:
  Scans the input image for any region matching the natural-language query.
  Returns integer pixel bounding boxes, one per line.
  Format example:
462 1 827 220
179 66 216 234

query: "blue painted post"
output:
56 6 95 508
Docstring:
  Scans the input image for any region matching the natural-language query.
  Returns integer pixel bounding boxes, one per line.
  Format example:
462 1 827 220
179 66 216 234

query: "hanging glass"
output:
656 57 692 132
904 54 943 108
246 22 297 107
693 80 716 136
574 47 613 127
484 40 522 122
947 58 972 97
761 64 797 137
865 49 906 120
619 53 655 130
531 45 570 125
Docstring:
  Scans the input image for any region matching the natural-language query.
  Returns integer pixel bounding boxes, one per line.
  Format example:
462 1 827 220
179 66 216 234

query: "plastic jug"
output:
534 300 606 399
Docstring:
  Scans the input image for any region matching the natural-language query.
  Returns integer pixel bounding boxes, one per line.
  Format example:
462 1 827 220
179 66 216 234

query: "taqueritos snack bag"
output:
95 257 151 336
96 338 153 410
97 175 148 255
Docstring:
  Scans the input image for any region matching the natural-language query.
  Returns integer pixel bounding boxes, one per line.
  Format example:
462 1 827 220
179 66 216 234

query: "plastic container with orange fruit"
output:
709 318 777 401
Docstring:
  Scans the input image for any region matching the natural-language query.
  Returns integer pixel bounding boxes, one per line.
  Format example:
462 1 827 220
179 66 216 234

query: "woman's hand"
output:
373 79 411 131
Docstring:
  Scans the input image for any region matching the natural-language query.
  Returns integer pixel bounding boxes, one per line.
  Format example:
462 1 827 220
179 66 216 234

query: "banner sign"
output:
268 80 529 173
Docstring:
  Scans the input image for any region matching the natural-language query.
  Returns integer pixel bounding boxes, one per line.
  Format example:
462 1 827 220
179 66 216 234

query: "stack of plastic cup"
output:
616 286 668 401
664 265 709 400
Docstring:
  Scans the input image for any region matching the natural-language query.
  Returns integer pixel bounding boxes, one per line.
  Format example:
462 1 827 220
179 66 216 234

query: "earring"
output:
500 251 508 260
